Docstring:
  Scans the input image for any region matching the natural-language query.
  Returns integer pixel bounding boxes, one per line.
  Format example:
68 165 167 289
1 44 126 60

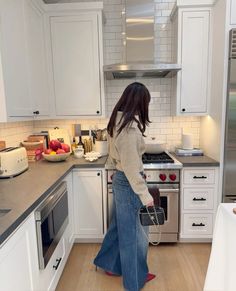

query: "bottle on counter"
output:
71 137 77 152
77 136 84 150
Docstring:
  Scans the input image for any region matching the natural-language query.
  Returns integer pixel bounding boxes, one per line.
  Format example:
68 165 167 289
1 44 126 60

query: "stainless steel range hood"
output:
104 0 181 79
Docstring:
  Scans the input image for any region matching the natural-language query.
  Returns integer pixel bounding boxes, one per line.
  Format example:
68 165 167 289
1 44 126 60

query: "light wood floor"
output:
56 243 211 291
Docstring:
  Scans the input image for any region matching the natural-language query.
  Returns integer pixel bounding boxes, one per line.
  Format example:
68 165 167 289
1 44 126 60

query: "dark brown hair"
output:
107 82 151 137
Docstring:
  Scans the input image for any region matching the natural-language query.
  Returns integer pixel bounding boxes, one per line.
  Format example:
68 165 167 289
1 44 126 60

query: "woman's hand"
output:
148 187 160 206
146 200 154 207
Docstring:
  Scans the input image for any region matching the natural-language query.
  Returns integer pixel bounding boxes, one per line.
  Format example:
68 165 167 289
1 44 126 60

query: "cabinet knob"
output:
97 172 100 176
33 110 40 115
96 110 100 114
181 108 186 112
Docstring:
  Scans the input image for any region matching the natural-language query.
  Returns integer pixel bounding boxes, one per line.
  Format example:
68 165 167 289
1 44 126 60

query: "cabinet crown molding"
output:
171 0 216 18
43 1 103 13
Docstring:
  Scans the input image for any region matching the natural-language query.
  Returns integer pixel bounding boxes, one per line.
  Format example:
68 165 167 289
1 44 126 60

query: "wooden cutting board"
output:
0 141 6 150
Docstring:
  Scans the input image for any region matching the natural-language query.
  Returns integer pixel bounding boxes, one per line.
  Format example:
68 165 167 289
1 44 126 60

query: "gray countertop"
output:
0 155 107 246
171 153 220 167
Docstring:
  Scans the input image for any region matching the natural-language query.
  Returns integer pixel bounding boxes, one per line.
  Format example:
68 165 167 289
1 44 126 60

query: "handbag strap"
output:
139 206 164 246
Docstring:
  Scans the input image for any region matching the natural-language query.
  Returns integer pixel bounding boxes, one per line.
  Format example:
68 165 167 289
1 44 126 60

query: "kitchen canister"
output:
94 140 108 156
182 133 193 150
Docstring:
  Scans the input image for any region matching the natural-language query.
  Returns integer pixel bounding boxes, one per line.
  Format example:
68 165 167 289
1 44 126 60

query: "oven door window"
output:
160 196 168 220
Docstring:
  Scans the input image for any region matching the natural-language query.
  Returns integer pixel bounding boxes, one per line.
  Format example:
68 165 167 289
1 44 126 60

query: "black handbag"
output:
139 205 165 226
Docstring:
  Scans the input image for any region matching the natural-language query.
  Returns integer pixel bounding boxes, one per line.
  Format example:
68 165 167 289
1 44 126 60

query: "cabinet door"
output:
24 0 50 116
231 0 236 25
179 11 210 114
63 173 74 249
50 14 102 116
0 214 38 291
73 170 103 237
0 0 32 117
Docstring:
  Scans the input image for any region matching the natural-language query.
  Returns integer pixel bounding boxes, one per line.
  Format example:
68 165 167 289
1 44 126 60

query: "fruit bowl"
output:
42 152 70 162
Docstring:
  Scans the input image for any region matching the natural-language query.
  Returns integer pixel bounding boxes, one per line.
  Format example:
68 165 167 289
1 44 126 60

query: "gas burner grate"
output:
142 152 174 164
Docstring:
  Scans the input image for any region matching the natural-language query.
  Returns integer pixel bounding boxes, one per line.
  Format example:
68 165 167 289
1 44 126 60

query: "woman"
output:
94 82 156 291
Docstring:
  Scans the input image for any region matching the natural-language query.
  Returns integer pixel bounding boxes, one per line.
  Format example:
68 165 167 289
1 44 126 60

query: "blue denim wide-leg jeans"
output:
94 171 149 291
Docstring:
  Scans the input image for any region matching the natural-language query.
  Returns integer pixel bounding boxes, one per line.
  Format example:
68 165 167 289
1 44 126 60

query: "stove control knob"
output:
110 174 114 180
169 174 176 181
159 174 167 181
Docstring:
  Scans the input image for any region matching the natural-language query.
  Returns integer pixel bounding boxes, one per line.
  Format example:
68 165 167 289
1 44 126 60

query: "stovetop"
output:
105 152 183 170
142 152 174 164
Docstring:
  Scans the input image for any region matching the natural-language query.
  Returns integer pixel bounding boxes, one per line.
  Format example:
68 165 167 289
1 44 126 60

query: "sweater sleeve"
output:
115 129 153 205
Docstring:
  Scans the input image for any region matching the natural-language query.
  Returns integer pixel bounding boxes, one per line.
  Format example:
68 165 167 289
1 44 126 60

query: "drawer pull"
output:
53 258 62 270
193 197 206 201
192 222 205 227
193 175 207 179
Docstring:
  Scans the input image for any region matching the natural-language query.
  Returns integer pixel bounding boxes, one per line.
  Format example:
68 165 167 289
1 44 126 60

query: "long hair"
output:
107 82 151 137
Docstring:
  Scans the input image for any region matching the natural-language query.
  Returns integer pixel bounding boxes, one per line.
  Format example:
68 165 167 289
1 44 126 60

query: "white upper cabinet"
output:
171 3 213 116
0 0 32 119
231 0 236 25
24 0 50 117
45 3 104 117
0 0 50 121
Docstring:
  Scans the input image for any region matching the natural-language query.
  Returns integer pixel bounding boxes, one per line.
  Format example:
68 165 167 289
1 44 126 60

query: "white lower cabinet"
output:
180 167 219 242
0 213 39 291
73 169 104 241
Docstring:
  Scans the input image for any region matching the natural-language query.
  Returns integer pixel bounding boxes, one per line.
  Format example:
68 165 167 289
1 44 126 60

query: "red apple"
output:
44 148 52 154
61 143 70 153
49 140 62 151
56 148 66 154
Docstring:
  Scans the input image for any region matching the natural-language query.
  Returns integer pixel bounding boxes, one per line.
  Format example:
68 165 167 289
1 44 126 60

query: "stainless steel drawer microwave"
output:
35 181 68 269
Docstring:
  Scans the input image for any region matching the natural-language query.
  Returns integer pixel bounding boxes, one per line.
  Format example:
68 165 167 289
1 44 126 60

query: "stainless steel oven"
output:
35 181 68 269
107 171 179 242
106 152 181 243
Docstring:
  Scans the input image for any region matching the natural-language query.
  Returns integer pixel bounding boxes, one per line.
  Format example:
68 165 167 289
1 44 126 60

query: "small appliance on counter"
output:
0 147 28 178
175 148 204 156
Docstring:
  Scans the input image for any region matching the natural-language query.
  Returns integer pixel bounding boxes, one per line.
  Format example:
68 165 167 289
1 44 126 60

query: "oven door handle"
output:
158 188 179 193
147 185 179 193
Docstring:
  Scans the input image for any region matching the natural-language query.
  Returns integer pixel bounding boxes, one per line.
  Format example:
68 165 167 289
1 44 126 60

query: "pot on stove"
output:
144 137 166 154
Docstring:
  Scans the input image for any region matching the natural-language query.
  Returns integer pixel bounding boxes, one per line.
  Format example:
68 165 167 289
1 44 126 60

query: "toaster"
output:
0 147 28 178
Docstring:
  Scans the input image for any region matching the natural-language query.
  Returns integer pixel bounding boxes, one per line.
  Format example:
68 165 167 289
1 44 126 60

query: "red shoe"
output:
105 271 120 276
146 273 156 283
